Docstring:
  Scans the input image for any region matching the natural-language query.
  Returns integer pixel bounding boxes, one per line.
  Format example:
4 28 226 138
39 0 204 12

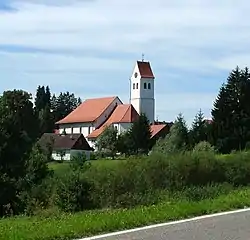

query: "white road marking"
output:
78 207 250 240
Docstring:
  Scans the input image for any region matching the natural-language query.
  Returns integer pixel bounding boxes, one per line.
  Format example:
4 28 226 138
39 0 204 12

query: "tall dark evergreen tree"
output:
77 97 82 106
51 92 80 123
35 86 51 112
128 113 152 154
189 109 208 146
45 86 51 108
211 67 250 153
35 85 53 135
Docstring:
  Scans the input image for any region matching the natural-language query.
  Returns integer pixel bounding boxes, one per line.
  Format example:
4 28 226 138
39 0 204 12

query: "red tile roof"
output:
107 104 139 123
56 96 119 124
137 61 155 79
87 104 139 138
150 124 167 138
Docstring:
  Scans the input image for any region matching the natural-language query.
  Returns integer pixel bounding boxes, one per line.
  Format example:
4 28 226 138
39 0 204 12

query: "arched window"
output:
144 82 147 89
136 83 138 89
148 83 151 89
133 83 135 89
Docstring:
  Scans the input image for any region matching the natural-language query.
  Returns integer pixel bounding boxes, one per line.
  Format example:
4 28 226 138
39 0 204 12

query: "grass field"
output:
1 187 250 240
48 153 230 178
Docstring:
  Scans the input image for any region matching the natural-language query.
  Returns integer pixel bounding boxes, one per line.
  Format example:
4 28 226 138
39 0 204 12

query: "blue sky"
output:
0 0 250 125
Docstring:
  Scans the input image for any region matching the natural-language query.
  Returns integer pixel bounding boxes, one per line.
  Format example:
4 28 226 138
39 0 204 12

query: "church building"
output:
55 60 170 148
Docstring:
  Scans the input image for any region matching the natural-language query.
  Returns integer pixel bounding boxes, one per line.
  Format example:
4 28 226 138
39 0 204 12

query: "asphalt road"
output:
84 209 250 240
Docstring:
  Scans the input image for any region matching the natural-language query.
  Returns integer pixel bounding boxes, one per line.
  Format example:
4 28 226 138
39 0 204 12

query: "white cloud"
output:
0 0 250 121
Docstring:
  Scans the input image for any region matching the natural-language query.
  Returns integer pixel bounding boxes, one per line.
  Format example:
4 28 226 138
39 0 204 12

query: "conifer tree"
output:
129 113 152 154
211 67 250 152
189 109 208 146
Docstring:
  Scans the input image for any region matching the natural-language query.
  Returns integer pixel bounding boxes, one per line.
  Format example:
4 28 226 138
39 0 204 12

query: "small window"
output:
133 83 135 89
148 83 151 89
144 82 147 89
88 126 91 134
136 83 138 89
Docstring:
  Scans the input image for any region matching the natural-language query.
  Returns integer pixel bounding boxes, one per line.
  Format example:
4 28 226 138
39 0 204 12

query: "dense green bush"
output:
86 158 166 208
84 150 250 209
21 176 55 216
193 141 215 153
42 149 250 213
55 171 94 212
177 183 233 202
220 151 250 186
55 156 94 212
19 145 54 215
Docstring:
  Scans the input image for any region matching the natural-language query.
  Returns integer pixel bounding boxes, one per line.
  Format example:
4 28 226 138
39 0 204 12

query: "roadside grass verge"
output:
1 187 250 240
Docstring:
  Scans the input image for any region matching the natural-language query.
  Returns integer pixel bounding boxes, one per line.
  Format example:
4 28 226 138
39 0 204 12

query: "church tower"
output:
130 60 155 123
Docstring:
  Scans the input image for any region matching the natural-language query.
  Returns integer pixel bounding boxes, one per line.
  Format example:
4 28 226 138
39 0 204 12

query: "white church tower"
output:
130 59 155 123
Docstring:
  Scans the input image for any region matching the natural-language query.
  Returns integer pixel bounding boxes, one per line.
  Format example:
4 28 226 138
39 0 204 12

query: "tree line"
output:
0 65 250 216
0 87 81 216
97 66 250 156
35 85 82 135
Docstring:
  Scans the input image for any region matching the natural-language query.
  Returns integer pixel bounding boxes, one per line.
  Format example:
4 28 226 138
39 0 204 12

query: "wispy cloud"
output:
0 0 249 124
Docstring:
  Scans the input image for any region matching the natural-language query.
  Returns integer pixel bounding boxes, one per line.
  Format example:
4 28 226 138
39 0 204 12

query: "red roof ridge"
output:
115 104 129 122
120 104 133 122
56 96 121 124
150 124 167 138
84 96 118 101
87 104 139 138
92 96 122 123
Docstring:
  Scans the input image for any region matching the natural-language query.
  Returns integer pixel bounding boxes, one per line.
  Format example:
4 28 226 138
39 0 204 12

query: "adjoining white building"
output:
55 60 169 149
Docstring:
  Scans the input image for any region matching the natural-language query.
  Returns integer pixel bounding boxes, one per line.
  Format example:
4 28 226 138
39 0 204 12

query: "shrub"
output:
90 152 97 160
21 177 55 216
70 154 91 172
55 171 94 212
87 158 165 208
245 141 250 150
146 151 225 190
14 144 54 216
193 141 215 153
178 183 233 202
82 150 250 210
86 152 229 208
220 151 250 186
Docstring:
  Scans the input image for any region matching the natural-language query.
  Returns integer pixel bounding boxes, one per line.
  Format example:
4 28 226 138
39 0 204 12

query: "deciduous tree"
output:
0 90 38 215
153 113 189 155
96 126 118 159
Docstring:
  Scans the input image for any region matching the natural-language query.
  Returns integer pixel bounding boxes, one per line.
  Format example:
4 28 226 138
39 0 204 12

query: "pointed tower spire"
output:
130 59 155 123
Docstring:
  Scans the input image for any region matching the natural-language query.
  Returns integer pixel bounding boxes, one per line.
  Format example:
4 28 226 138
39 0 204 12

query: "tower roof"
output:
137 61 155 79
